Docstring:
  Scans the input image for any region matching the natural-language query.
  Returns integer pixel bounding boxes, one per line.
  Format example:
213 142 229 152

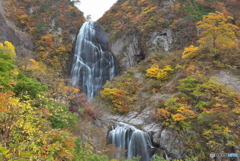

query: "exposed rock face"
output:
110 29 175 72
213 70 240 93
110 34 144 72
147 29 174 53
0 0 34 59
111 30 176 73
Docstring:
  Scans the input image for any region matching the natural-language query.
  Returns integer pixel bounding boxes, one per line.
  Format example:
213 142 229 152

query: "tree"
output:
197 12 239 59
182 45 199 59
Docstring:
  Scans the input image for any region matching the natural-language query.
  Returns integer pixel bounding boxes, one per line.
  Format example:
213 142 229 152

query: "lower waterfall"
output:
108 122 155 161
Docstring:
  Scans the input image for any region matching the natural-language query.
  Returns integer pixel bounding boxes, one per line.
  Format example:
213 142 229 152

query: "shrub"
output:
100 88 133 114
146 65 173 80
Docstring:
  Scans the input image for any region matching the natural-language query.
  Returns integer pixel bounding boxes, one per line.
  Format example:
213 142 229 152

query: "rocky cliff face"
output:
110 34 143 71
103 0 188 72
0 0 34 59
110 28 175 72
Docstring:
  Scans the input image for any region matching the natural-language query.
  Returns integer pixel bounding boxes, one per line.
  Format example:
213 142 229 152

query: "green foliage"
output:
73 139 109 161
177 76 199 93
49 103 77 129
161 20 170 27
34 95 77 129
0 41 80 161
0 42 17 90
182 0 214 20
14 72 48 99
0 41 47 99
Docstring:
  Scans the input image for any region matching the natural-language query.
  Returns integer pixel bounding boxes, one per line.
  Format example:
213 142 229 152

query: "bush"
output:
146 65 173 80
100 88 133 114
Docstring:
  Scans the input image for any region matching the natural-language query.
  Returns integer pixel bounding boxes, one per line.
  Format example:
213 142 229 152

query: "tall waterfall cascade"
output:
70 21 117 99
108 122 155 161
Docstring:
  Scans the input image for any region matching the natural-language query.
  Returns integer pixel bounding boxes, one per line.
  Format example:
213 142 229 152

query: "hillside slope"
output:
95 0 240 159
99 0 240 71
3 0 85 72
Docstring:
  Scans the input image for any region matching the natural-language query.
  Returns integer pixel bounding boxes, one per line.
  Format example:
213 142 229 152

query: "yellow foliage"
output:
100 88 132 114
154 108 171 120
146 65 173 80
27 58 41 71
172 113 187 121
197 12 239 54
19 14 29 24
0 91 76 160
146 65 160 78
0 41 16 57
182 45 199 59
11 69 19 76
177 106 196 119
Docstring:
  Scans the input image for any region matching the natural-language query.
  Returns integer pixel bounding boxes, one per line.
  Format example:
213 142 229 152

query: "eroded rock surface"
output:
213 70 240 93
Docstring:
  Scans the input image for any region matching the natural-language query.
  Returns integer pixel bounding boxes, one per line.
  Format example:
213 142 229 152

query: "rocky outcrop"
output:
110 29 175 72
110 34 144 72
213 70 240 93
147 29 174 53
98 105 184 159
0 0 34 59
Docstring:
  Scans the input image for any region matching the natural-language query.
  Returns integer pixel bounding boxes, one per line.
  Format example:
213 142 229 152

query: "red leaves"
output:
69 105 78 113
214 107 231 112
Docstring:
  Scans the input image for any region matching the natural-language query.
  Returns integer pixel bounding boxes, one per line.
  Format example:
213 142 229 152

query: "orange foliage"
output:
100 88 133 114
3 0 85 68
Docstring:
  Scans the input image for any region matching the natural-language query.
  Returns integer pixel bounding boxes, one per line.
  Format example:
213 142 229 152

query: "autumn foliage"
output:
100 88 131 114
182 11 239 67
3 0 85 69
154 75 240 159
146 65 173 80
0 42 78 160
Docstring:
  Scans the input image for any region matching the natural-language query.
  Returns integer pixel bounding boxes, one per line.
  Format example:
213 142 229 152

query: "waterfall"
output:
108 122 155 161
70 21 117 99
